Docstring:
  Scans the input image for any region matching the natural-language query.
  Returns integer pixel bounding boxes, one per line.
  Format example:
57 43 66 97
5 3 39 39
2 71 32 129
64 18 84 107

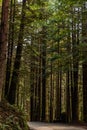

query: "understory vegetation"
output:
0 101 29 130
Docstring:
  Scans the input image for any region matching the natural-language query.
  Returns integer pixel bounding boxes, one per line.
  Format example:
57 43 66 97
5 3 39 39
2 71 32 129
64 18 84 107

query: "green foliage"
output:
0 123 9 130
0 101 30 130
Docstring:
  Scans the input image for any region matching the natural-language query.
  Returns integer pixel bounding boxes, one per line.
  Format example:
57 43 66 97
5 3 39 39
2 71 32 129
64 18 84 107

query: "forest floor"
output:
0 101 30 130
28 122 87 130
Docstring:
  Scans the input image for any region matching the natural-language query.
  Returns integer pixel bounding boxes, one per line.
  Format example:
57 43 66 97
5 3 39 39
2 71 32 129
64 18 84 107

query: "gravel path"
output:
28 122 87 130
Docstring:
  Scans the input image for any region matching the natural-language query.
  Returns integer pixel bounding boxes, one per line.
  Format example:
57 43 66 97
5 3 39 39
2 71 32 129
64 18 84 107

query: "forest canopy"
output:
0 0 87 124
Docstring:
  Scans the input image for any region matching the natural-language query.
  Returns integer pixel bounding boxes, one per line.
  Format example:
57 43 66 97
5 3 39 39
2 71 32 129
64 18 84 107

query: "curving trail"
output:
28 122 87 130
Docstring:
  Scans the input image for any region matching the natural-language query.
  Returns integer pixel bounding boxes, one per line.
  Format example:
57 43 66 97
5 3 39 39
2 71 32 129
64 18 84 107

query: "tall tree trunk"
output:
0 0 9 101
49 61 53 122
36 37 42 121
41 26 46 121
71 8 79 121
66 71 71 122
7 0 26 104
66 23 71 123
30 36 35 121
30 66 34 121
4 0 15 97
55 27 61 121
55 71 60 120
82 3 87 122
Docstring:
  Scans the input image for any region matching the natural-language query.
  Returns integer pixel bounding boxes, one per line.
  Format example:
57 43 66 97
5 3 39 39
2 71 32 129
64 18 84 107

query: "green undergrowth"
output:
0 100 30 130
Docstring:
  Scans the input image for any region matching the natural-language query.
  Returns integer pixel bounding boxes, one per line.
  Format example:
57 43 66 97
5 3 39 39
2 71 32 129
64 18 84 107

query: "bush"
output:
0 101 30 130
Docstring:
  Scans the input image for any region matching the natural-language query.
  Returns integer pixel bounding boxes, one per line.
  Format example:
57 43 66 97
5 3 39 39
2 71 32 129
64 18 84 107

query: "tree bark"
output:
5 0 15 97
41 26 46 121
82 3 87 122
71 8 79 121
7 0 26 104
0 0 9 101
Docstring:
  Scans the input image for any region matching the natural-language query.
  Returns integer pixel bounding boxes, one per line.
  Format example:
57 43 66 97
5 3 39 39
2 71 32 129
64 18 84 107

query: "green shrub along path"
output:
0 101 30 130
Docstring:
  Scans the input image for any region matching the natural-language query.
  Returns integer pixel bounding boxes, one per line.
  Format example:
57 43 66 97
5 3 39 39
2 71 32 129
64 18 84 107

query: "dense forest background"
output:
0 0 87 124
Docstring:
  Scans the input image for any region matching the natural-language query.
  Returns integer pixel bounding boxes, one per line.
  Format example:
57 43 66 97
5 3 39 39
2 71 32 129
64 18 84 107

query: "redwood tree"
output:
82 2 87 122
7 0 26 104
0 0 9 101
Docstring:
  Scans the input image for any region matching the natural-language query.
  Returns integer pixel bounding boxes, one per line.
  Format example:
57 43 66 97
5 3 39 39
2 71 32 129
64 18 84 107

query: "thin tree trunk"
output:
36 37 42 121
55 27 61 121
49 61 53 122
66 23 71 123
71 8 79 121
30 36 35 121
66 71 71 122
41 26 46 121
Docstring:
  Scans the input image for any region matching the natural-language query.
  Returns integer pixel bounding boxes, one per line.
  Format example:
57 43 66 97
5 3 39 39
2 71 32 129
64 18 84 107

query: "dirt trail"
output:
28 122 87 130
